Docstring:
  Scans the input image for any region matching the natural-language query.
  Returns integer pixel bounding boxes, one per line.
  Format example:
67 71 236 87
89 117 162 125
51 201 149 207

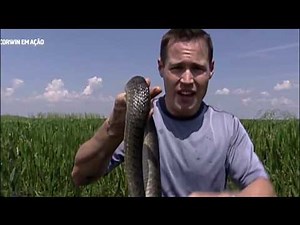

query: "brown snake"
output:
124 76 161 197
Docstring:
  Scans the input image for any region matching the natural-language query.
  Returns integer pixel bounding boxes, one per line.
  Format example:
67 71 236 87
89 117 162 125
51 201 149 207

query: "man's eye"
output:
171 66 182 70
193 67 205 73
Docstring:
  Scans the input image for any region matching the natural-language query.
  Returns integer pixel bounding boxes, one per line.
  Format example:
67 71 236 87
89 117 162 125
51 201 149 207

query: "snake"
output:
124 75 161 197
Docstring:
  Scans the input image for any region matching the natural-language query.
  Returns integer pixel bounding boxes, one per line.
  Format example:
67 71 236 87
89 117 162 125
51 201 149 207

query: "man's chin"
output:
174 103 199 118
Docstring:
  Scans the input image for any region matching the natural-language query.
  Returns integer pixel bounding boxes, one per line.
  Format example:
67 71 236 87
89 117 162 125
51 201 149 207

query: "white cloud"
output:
12 78 24 88
274 80 292 91
214 88 251 96
232 88 251 95
254 96 297 110
271 97 294 107
238 43 299 58
1 78 24 97
82 76 103 96
31 76 110 104
37 79 83 102
260 91 270 97
242 97 252 106
41 79 72 102
3 88 14 97
215 88 230 95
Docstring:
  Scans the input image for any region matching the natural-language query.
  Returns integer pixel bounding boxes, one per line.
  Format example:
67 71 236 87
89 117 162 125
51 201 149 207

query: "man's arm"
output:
71 79 162 187
189 177 275 197
71 94 126 187
189 116 276 197
235 177 276 197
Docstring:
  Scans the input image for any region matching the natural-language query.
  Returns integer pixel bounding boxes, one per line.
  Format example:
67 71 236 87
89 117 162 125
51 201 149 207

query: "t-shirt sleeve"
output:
103 141 125 176
226 117 270 189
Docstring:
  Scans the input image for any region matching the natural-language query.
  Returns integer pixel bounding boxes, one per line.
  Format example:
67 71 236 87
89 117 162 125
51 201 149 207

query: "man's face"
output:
158 38 214 118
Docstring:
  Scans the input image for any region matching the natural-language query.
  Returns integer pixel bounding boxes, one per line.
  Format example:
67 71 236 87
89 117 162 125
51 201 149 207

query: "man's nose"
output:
180 70 194 84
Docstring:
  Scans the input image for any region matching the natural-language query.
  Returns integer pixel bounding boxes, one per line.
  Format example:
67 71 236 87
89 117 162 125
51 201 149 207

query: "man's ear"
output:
209 60 215 79
158 58 163 77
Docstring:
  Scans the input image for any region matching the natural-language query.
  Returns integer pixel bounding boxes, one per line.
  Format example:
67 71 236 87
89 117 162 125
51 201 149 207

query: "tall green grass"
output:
242 119 299 196
1 114 299 197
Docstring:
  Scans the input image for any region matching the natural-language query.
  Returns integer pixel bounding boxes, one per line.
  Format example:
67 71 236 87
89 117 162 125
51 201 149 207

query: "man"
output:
71 29 276 197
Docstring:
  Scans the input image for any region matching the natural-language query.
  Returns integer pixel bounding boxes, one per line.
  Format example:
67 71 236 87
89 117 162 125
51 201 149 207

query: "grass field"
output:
1 114 299 197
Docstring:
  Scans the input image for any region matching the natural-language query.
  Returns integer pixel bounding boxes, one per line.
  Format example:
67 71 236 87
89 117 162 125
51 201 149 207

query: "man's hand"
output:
188 192 236 197
107 77 162 137
145 78 162 119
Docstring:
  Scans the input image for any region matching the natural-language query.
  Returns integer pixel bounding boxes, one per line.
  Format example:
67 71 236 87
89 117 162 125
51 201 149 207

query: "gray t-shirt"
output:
105 96 269 197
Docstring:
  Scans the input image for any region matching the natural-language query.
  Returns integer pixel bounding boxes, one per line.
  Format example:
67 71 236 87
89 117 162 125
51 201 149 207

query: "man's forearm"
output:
236 177 276 197
188 178 276 197
72 118 124 186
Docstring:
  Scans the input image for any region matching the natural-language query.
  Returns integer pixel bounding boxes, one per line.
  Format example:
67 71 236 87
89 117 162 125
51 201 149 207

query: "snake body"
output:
124 76 161 197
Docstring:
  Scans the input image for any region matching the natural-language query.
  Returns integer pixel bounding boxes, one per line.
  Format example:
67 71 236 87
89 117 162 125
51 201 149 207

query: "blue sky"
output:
1 29 299 119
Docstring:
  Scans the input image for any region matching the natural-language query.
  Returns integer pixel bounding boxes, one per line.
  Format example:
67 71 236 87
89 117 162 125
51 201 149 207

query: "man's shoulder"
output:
205 103 238 122
205 103 249 140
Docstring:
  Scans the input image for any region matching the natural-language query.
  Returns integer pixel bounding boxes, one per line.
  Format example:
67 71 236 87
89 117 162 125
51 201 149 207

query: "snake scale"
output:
124 75 161 197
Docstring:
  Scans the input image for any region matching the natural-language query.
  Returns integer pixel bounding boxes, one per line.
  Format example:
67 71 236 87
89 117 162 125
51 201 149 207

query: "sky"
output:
1 29 299 119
